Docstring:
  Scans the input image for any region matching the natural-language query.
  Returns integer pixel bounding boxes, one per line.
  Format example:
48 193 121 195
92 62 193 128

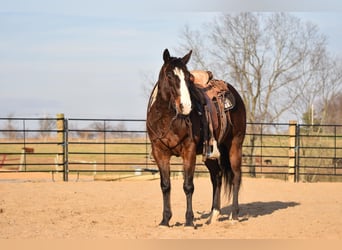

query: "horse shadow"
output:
196 201 300 223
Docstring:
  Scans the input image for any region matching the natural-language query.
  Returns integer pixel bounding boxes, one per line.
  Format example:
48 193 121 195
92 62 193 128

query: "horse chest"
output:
153 119 193 153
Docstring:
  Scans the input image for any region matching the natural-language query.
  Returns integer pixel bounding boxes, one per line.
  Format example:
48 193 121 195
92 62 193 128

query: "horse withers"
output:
146 49 246 227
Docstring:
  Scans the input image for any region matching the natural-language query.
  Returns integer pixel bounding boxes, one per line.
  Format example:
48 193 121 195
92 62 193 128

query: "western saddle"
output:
190 70 234 161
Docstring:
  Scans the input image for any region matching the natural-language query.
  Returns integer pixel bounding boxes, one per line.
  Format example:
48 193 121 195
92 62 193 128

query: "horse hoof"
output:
184 222 195 228
229 212 239 221
158 221 170 228
184 223 194 228
158 224 170 229
206 209 220 224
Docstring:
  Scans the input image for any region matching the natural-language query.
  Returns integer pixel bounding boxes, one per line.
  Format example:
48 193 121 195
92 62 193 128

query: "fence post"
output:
288 120 297 182
56 113 68 181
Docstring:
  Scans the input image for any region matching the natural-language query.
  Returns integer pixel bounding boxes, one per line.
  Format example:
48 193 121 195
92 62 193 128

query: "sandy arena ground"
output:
0 172 341 239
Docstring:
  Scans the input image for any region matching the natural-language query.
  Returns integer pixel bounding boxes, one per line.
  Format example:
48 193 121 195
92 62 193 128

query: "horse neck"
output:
148 87 192 144
155 94 176 120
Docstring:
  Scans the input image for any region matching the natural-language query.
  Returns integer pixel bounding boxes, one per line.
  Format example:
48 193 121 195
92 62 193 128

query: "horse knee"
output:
183 181 194 195
160 180 171 194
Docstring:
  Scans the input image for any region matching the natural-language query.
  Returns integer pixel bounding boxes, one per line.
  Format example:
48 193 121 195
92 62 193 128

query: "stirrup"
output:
207 140 220 159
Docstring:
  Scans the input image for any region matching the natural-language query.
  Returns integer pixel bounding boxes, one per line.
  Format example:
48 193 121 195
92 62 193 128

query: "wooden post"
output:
19 148 25 171
19 147 34 171
288 120 297 182
56 113 67 181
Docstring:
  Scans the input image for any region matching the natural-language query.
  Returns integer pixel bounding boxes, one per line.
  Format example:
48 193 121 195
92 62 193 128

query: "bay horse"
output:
146 49 246 227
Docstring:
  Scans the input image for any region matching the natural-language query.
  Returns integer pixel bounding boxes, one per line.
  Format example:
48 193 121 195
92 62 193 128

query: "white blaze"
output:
173 67 192 115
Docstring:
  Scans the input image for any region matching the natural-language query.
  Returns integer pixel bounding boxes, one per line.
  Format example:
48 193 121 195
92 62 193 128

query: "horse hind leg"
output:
228 139 243 221
207 208 220 225
205 158 222 224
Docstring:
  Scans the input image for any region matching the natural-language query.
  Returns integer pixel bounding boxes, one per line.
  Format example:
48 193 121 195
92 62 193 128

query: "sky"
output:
1 0 342 120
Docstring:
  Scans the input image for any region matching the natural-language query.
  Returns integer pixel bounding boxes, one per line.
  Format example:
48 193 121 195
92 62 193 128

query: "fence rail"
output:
1 115 341 182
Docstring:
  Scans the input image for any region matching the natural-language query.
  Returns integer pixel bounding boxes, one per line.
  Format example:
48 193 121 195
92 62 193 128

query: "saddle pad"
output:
191 70 213 87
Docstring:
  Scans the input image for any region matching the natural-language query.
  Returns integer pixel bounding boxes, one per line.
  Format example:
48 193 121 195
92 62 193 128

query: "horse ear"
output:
163 49 171 62
181 50 192 65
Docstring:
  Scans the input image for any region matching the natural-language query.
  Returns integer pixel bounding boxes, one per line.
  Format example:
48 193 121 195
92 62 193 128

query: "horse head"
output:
157 49 193 116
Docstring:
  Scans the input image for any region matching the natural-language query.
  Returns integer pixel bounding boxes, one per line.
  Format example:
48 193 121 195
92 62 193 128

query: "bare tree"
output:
316 56 342 125
1 113 19 139
293 49 342 129
321 92 342 126
179 12 333 176
181 13 329 123
141 71 157 99
38 116 56 139
111 121 127 138
91 121 113 140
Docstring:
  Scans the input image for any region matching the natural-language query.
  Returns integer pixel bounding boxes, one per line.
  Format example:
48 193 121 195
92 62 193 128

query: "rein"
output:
147 114 193 151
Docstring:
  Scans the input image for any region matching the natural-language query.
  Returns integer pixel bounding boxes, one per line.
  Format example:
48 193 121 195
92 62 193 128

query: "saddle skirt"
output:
190 70 235 143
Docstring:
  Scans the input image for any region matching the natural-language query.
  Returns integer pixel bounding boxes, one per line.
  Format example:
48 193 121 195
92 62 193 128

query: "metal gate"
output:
1 115 341 182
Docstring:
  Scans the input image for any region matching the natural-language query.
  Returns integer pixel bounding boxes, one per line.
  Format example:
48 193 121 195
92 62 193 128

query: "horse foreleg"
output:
155 154 172 227
160 170 172 226
182 149 196 227
183 171 194 227
205 159 222 224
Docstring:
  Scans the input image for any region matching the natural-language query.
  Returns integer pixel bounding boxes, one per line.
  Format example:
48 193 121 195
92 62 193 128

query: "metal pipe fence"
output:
0 115 341 182
0 116 62 173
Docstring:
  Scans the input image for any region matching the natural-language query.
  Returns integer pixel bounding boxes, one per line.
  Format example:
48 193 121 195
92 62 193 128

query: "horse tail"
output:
220 141 242 200
222 157 235 200
221 83 245 201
